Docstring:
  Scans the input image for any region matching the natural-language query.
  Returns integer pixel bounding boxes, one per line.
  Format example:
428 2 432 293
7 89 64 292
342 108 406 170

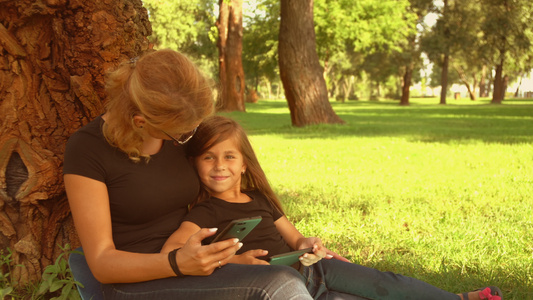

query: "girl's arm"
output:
65 174 241 283
275 216 351 263
274 216 326 266
161 221 203 253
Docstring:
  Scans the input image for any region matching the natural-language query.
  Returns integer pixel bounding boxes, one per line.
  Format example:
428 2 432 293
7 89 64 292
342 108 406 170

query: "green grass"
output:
222 97 533 300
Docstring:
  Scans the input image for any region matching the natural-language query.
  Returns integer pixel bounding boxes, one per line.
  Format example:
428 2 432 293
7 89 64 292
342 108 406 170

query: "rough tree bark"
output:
0 0 151 285
216 0 245 112
278 0 343 127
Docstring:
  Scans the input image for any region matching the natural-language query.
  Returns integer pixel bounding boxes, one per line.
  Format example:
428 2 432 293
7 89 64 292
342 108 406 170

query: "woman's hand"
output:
297 237 326 266
229 250 270 265
175 228 242 276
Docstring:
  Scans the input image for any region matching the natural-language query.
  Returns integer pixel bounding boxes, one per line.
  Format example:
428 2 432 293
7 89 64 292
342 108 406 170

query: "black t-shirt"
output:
183 190 291 260
63 116 200 253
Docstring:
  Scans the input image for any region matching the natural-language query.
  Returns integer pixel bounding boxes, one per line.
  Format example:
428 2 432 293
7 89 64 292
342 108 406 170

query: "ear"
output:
132 115 146 128
242 164 246 174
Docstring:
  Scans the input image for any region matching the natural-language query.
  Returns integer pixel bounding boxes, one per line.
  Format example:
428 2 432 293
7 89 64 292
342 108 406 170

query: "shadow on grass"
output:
224 101 533 144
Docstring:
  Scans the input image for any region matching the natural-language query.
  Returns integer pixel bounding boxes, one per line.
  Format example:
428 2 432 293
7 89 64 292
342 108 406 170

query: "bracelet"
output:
168 248 184 277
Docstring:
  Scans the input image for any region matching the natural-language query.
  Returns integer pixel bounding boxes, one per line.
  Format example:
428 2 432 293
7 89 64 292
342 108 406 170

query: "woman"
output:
64 49 312 299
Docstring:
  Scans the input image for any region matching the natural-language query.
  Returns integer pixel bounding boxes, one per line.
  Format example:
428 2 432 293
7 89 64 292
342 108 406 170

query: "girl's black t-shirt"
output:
63 116 200 253
184 190 291 260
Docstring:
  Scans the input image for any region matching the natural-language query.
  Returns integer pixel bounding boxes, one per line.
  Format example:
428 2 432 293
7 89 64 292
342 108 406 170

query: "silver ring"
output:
218 261 222 268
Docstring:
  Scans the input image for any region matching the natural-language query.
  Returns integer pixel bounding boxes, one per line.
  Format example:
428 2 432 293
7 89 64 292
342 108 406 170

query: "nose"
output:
214 161 226 171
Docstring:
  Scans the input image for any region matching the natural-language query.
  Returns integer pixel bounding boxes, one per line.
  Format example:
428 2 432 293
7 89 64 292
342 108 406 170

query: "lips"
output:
211 175 229 181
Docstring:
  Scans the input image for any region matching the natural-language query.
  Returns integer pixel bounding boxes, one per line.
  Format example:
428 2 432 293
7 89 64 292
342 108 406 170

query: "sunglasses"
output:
162 126 198 145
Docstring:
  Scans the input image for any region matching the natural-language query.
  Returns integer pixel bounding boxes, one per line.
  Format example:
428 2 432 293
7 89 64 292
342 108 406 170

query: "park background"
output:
0 0 532 299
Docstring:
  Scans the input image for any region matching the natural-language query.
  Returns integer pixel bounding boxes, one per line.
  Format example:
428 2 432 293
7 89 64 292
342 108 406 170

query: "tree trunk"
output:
440 54 449 105
400 65 412 106
279 0 344 126
216 0 245 112
479 65 488 97
514 75 522 97
0 0 151 285
453 65 477 101
439 0 449 105
492 59 504 104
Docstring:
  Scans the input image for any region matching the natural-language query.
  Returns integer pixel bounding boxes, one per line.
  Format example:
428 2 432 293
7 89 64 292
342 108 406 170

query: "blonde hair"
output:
103 49 214 161
186 115 284 214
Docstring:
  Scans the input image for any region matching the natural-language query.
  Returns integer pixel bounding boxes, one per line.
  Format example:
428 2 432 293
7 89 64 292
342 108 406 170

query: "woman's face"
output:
194 137 246 199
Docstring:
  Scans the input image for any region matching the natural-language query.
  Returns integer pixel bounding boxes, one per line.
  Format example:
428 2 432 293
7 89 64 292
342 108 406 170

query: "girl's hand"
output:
298 237 327 266
175 228 242 276
323 248 351 262
230 250 270 265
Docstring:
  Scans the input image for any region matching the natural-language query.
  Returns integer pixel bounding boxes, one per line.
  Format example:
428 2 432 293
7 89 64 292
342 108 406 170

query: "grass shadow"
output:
223 100 533 144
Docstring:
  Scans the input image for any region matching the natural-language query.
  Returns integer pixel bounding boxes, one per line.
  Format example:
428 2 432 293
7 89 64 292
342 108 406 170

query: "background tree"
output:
422 0 485 103
480 0 533 104
279 0 344 126
242 0 280 99
398 0 433 106
216 0 246 112
0 0 150 284
314 0 416 102
143 0 218 75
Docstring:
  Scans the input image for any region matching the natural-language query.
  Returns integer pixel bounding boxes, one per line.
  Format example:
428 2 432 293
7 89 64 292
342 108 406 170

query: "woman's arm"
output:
163 220 268 265
65 174 241 283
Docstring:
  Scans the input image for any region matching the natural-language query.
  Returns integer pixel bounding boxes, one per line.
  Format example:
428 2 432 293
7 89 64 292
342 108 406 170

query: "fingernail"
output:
327 254 333 258
209 228 218 232
237 242 243 249
233 238 239 244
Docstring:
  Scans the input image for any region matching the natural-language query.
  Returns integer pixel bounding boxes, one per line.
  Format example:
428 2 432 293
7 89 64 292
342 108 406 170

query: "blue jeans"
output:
302 259 461 300
69 248 312 299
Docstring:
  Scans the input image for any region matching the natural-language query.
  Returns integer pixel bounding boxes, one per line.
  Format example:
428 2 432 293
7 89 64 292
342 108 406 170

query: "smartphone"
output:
268 247 314 266
210 216 262 244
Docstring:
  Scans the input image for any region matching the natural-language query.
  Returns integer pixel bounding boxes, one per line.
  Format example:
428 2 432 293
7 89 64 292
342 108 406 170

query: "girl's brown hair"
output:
186 115 284 214
103 49 214 161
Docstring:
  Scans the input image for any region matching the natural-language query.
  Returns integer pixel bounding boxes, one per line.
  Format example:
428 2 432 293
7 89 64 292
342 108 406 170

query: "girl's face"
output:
194 137 246 199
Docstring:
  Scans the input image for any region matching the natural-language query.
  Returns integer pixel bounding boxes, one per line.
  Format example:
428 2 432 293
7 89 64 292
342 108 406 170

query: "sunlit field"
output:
222 97 533 300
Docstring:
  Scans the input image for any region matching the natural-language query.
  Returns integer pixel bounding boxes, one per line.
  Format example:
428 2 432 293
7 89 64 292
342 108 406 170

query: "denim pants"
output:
69 248 312 300
302 259 461 300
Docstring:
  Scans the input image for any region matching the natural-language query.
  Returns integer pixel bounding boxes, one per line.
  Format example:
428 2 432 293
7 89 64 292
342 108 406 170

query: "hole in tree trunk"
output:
5 151 29 202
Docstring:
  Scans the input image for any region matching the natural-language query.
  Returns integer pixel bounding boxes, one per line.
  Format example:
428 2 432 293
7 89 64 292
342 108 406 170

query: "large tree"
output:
0 0 150 284
278 0 343 126
216 0 246 112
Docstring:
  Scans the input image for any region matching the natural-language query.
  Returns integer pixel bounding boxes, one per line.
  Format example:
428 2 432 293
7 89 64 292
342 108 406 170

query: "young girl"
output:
161 115 503 300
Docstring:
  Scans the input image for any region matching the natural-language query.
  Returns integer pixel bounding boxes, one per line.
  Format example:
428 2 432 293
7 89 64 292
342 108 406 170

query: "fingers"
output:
243 249 268 258
299 253 321 266
324 248 350 262
188 227 218 244
177 228 244 276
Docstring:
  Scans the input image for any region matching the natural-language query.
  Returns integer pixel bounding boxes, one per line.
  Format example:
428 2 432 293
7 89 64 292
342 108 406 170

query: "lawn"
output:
221 97 533 299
